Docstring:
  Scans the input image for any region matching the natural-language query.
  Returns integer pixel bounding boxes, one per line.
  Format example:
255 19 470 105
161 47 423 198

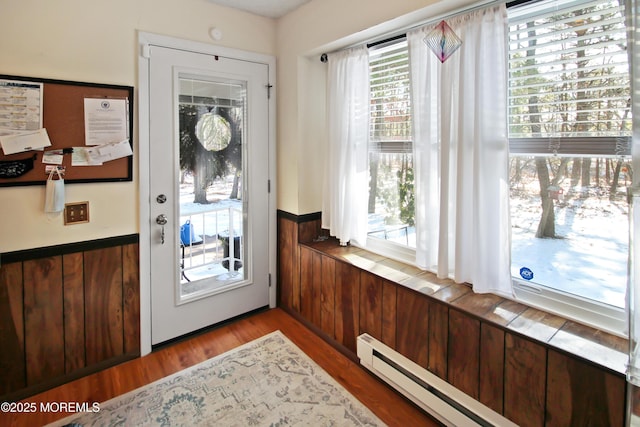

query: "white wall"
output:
0 0 275 252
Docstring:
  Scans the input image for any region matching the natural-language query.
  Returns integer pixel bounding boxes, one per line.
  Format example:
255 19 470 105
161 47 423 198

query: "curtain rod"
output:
366 33 407 49
320 33 408 62
320 0 519 62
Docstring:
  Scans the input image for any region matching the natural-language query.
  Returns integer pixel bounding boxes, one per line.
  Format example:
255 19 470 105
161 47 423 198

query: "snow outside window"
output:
508 0 631 334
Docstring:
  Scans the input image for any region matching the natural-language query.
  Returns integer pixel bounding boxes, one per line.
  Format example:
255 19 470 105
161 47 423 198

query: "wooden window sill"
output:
302 238 628 376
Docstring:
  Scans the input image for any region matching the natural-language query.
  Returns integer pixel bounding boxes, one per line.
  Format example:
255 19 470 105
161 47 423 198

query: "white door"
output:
148 45 271 345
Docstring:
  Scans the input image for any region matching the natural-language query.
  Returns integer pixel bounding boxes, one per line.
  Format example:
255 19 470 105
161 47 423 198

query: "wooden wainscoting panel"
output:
298 218 321 244
504 333 546 427
299 246 316 324
0 262 25 394
123 243 140 355
546 349 625 427
24 257 65 386
299 246 322 327
427 300 448 380
294 238 627 426
334 261 361 353
381 280 397 348
62 253 85 374
84 247 123 366
359 271 383 341
396 286 429 368
606 373 626 427
479 322 505 414
631 383 640 421
277 216 299 312
447 309 480 399
310 249 323 328
1 236 140 401
320 255 336 339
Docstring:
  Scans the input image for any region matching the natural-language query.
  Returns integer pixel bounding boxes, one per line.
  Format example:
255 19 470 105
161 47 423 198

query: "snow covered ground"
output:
179 174 242 239
178 174 243 287
511 188 628 308
368 186 629 309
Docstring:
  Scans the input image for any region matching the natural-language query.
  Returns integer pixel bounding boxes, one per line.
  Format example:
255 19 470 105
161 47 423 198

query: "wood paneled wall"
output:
277 212 626 427
0 237 140 401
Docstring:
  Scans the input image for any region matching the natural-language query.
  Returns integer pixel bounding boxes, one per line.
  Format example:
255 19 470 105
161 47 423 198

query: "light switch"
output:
64 202 89 225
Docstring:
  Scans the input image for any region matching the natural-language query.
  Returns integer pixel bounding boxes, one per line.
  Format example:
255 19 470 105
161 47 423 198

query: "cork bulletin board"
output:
0 74 133 187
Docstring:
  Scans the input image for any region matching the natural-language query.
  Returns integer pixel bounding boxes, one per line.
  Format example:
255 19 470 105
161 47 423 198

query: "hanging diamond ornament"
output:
423 20 462 63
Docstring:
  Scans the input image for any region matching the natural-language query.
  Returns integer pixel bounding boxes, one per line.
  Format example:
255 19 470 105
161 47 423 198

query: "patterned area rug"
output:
49 331 385 426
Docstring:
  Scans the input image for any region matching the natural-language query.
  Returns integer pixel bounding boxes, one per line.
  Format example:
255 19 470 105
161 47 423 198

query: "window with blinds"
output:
507 0 631 156
366 38 415 249
507 0 630 329
369 40 412 153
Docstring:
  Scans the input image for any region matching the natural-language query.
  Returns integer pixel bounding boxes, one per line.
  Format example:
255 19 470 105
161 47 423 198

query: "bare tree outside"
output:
508 0 631 306
179 104 243 204
509 0 631 240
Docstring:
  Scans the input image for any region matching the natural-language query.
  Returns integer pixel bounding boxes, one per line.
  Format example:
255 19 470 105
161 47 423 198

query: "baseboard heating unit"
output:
357 334 518 427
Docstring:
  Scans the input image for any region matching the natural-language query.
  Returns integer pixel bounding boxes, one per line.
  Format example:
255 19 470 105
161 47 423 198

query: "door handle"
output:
156 214 168 244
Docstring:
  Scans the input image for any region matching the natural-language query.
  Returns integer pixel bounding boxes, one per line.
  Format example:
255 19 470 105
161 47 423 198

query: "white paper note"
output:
71 147 102 166
0 79 43 132
42 149 64 165
97 139 132 161
0 128 51 155
84 98 128 146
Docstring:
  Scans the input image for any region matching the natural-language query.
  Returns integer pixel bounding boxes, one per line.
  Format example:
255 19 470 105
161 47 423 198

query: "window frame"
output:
366 38 416 258
506 0 630 336
358 0 630 337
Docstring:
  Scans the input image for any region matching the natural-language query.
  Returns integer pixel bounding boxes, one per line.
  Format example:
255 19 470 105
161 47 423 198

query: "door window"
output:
178 76 247 300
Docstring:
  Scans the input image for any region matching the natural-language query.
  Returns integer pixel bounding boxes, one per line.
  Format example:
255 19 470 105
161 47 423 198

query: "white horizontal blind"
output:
508 0 631 156
369 40 412 153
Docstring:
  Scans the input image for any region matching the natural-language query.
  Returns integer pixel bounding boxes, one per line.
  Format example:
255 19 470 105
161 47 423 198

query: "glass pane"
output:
367 152 416 247
508 0 630 139
510 155 630 308
177 76 246 300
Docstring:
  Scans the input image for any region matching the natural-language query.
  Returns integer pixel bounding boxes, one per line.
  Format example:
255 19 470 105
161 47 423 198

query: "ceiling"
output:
206 0 312 18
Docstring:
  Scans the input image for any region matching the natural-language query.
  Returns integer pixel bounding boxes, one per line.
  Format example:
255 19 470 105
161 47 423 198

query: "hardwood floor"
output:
1 308 440 427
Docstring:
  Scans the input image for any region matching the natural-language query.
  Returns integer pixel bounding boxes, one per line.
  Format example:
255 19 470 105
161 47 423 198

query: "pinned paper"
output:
0 128 52 155
84 98 128 146
95 139 132 162
71 139 132 166
72 147 102 166
0 79 43 132
42 149 64 165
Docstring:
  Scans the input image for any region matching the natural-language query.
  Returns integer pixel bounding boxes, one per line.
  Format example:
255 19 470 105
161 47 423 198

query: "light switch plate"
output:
64 202 89 225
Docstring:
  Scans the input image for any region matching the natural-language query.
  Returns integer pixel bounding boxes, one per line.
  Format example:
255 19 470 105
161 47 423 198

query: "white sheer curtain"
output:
322 47 370 246
408 4 513 296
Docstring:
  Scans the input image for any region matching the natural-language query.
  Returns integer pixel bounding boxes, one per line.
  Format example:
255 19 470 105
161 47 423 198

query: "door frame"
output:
137 32 277 355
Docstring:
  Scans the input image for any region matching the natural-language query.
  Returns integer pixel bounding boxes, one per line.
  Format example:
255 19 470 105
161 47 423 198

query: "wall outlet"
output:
64 202 89 225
